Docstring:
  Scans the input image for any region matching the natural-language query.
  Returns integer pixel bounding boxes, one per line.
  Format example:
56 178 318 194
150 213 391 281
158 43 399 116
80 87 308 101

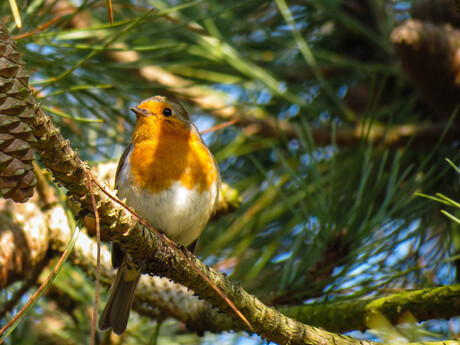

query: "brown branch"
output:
86 171 100 345
240 116 460 147
109 48 459 147
13 16 61 40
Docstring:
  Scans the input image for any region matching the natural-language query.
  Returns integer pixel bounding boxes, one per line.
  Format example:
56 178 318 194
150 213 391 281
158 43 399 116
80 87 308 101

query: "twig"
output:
200 119 238 134
86 171 101 345
13 16 61 40
106 0 113 25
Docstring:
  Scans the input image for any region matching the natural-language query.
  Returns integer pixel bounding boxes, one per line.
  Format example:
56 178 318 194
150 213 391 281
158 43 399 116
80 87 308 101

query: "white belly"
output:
116 151 218 246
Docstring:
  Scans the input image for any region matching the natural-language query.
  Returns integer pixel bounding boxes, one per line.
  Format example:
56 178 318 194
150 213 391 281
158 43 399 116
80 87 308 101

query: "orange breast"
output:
129 116 218 194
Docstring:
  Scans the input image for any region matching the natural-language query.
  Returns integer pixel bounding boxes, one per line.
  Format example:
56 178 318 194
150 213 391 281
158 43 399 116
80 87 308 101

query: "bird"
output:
98 96 220 335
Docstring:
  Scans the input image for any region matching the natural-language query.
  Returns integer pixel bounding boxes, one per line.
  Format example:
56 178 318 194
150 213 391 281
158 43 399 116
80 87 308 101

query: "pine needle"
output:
8 0 22 28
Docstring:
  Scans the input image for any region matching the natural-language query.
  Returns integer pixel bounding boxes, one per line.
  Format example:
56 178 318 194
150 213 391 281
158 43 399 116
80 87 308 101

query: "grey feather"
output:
99 263 141 335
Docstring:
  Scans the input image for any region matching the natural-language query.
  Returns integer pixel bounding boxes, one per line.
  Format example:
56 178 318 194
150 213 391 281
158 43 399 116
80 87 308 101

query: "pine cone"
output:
391 19 460 119
0 25 36 203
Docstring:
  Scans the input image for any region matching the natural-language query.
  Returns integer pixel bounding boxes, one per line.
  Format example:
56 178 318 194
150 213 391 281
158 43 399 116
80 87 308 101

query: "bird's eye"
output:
162 108 173 117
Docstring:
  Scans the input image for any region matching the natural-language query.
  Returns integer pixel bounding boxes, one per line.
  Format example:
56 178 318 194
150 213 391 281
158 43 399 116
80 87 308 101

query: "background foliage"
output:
1 0 459 344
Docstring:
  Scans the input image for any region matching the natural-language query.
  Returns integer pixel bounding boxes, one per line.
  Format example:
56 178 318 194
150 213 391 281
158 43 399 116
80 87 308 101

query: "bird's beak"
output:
130 106 149 118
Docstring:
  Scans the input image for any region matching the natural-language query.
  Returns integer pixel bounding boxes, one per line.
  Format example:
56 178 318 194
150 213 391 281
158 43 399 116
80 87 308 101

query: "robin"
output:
98 96 220 334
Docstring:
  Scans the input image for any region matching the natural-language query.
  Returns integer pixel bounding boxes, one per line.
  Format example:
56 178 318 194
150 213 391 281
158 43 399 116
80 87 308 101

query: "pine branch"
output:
280 285 460 333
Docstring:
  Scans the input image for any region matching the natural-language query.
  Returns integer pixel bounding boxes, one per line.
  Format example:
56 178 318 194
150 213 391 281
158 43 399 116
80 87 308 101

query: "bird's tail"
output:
99 263 141 335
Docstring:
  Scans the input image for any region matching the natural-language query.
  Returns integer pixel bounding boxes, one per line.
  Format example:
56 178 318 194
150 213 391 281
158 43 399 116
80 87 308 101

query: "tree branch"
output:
280 285 460 333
